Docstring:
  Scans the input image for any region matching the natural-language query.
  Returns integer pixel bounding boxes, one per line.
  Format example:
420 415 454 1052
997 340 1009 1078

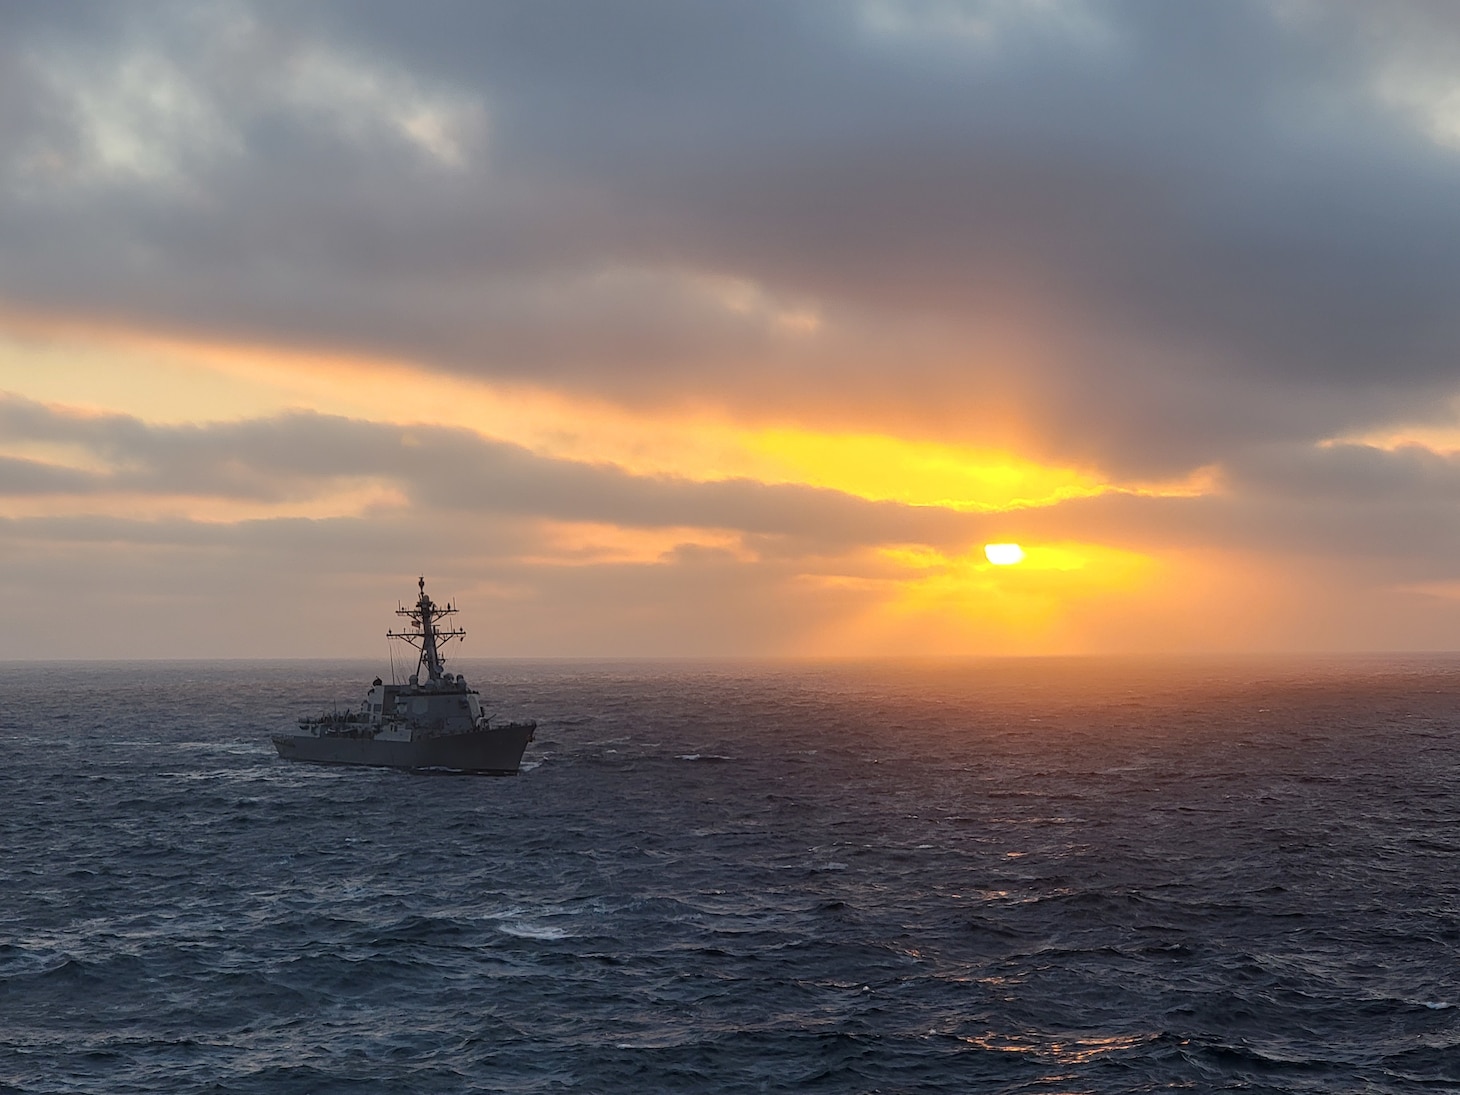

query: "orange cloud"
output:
520 521 754 566
2 307 1266 657
0 307 1211 515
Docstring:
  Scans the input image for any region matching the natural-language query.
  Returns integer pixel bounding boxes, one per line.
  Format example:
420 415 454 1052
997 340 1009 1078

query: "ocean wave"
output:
5 658 1460 1092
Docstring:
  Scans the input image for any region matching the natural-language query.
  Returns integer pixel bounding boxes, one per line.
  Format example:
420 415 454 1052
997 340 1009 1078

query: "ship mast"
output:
386 576 465 683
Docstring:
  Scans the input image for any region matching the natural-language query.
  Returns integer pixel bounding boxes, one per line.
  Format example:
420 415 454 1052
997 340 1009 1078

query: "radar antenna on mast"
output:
386 575 465 683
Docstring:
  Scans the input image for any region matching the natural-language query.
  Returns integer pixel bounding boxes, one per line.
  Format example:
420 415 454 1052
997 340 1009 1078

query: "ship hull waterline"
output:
271 724 535 775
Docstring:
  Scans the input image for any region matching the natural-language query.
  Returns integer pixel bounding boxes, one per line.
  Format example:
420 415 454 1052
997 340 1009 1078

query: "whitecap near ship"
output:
272 577 535 774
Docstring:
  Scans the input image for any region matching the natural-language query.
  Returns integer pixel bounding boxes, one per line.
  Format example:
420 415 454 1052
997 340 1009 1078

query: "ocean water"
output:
2 656 1459 1094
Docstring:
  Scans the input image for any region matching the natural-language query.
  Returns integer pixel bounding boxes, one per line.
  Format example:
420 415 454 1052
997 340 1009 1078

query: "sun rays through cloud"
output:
5 2 1460 655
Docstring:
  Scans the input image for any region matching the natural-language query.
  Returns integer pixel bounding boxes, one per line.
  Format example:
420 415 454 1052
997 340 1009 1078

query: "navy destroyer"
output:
272 577 535 773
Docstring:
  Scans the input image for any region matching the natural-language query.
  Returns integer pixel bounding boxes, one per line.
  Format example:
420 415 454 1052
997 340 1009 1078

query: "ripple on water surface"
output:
2 656 1460 1093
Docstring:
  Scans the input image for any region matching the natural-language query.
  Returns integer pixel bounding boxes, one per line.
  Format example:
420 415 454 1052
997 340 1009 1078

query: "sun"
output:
984 543 1025 566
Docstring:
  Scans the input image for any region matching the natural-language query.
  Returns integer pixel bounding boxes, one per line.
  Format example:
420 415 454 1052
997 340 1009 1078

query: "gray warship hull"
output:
271 723 535 774
275 578 539 775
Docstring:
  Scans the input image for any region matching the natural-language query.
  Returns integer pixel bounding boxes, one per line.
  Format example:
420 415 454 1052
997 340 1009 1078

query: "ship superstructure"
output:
271 577 535 773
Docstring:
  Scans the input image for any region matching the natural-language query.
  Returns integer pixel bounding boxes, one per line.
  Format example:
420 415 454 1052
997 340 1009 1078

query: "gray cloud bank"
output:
4 1 1460 475
0 395 986 549
7 387 1460 655
9 393 1460 655
7 392 1460 573
8 2 1460 654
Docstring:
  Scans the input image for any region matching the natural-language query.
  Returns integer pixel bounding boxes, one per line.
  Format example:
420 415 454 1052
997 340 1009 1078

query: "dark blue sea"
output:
3 657 1460 1093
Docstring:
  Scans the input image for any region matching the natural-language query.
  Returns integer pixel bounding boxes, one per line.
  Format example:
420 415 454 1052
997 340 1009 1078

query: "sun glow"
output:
794 540 1163 655
0 309 1215 519
984 542 1025 565
743 429 1109 511
0 307 1237 656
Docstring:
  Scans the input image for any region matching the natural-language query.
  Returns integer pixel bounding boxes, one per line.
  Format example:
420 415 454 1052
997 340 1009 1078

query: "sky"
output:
6 0 1460 658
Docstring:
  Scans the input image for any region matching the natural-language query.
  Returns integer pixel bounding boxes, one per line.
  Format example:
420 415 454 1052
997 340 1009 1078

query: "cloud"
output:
6 2 1460 654
4 1 1460 477
6 2 482 193
7 394 1460 655
0 394 973 657
12 391 1460 580
0 395 990 551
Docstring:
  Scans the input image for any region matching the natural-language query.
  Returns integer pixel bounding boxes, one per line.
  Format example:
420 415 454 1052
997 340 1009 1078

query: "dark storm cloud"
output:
6 1 1460 475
